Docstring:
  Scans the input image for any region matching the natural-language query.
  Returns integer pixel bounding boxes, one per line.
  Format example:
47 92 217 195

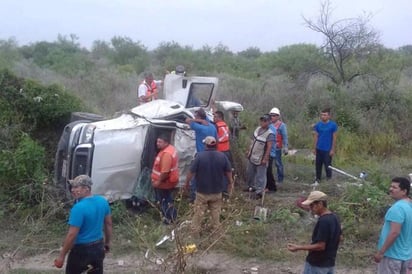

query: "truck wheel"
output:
70 112 105 122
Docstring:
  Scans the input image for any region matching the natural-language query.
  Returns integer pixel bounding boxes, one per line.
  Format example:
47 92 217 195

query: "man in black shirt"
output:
287 191 342 273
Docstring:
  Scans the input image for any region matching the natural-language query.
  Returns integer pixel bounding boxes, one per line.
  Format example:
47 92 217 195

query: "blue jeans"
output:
155 188 177 223
66 241 105 274
303 261 335 274
275 149 284 182
246 161 267 194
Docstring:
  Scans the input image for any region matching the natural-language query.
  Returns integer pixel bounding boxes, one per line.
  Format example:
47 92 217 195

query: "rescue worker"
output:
151 134 179 224
138 72 158 104
245 114 275 199
214 111 233 195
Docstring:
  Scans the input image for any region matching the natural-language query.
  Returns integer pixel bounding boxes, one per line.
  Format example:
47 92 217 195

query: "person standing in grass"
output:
54 175 112 273
266 107 288 191
245 114 275 199
151 134 179 225
312 108 338 185
185 136 233 236
287 191 342 274
374 177 412 274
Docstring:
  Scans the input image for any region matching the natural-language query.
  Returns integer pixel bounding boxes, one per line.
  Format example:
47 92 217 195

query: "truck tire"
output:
70 112 105 123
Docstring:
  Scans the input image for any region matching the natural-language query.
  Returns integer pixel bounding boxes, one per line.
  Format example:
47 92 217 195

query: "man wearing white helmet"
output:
267 107 288 190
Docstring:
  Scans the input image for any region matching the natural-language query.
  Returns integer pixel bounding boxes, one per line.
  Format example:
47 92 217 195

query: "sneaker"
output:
310 180 320 188
243 187 256 192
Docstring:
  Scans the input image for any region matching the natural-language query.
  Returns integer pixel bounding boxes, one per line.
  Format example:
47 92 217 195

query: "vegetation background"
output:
1 3 412 273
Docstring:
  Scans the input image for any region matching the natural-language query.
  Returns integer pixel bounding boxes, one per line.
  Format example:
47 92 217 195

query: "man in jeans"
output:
267 107 288 190
312 108 338 185
54 175 112 273
151 134 179 224
185 136 233 235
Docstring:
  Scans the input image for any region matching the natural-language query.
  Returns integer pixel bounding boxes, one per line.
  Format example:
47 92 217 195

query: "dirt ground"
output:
1 154 379 274
3 250 376 274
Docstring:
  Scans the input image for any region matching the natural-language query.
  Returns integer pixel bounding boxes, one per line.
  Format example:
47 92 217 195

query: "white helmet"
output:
269 107 280 115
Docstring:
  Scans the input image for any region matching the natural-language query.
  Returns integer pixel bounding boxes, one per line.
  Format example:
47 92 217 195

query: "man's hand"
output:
54 257 64 268
104 244 110 253
287 243 299 252
283 147 288 155
374 251 384 263
329 149 335 156
152 180 161 188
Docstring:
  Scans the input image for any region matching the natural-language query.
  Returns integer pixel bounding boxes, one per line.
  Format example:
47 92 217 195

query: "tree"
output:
304 0 380 84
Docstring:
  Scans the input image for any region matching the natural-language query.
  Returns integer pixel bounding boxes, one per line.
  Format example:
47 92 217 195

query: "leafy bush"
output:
0 134 46 205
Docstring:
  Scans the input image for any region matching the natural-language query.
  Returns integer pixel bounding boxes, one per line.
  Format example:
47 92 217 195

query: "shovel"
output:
253 191 268 221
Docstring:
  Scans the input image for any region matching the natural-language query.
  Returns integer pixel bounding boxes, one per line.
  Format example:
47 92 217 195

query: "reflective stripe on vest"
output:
151 145 179 189
248 127 273 165
215 121 230 152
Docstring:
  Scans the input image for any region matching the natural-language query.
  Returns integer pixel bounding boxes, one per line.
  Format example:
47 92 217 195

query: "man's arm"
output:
152 154 173 187
282 124 288 152
104 214 113 252
312 131 318 155
184 172 194 191
330 131 337 156
287 241 326 252
225 171 234 195
262 140 273 165
54 226 80 268
374 222 402 263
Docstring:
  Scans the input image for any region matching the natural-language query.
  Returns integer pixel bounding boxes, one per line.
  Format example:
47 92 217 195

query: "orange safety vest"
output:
215 120 230 152
151 145 179 189
141 80 158 102
274 121 283 148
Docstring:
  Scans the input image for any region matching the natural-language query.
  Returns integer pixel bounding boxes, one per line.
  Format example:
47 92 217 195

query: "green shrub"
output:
0 134 46 206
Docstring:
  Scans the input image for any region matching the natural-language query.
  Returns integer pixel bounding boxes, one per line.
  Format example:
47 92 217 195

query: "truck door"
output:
162 74 218 110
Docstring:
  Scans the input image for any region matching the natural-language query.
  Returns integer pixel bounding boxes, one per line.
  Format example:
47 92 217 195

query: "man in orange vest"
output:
138 72 158 105
151 134 179 224
214 111 233 196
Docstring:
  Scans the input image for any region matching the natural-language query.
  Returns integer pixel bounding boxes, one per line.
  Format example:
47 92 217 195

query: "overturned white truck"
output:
54 74 243 203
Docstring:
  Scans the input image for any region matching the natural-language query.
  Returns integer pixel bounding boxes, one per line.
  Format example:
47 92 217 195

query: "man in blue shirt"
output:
54 175 112 273
374 177 412 273
312 108 338 184
185 108 217 202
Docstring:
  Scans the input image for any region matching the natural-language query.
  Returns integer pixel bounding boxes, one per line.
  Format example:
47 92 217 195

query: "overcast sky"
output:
1 0 411 52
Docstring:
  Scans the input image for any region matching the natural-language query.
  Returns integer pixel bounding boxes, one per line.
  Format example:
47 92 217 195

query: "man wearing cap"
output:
374 177 412 273
184 136 233 235
245 114 275 199
267 107 288 190
287 191 342 273
185 108 217 202
151 134 179 224
54 175 112 273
